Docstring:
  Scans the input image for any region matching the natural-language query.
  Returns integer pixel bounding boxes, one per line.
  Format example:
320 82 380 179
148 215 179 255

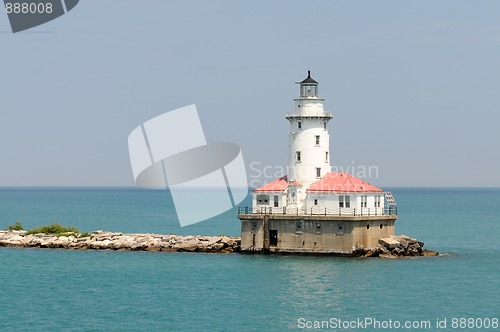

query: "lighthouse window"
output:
316 168 321 178
323 121 327 130
296 151 301 162
314 199 318 206
256 194 269 205
325 152 329 163
361 196 367 208
375 195 381 208
339 195 351 208
274 195 279 208
298 121 302 129
315 135 320 146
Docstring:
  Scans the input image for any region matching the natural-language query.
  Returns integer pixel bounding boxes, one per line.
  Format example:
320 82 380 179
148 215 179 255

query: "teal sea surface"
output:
0 188 499 331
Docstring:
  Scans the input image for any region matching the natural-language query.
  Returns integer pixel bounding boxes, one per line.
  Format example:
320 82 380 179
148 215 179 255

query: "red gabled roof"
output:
252 176 288 192
306 172 383 193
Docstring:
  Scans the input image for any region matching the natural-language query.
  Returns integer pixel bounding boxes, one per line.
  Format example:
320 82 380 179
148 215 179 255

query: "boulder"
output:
175 241 198 252
89 239 112 250
393 247 405 256
399 238 409 249
112 236 134 250
145 239 161 251
208 242 225 252
207 237 222 246
410 242 421 249
379 237 400 250
423 249 439 256
379 246 390 255
130 242 147 251
408 247 420 256
222 237 234 247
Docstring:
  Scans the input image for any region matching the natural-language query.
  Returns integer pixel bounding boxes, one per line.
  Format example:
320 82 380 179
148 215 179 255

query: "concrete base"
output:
238 213 397 255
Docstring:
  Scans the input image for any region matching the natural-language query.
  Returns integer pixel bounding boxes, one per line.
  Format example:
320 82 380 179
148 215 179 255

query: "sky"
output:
1 0 500 187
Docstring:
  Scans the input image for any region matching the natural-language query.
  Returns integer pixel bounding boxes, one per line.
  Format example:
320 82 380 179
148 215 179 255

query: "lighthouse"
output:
286 71 332 209
238 71 398 255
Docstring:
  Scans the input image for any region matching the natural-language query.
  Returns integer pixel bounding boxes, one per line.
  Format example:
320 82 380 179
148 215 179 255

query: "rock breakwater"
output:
362 234 439 258
0 230 241 253
0 230 438 257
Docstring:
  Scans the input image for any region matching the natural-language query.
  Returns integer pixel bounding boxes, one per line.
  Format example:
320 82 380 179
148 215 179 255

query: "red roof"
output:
306 172 383 193
252 176 288 192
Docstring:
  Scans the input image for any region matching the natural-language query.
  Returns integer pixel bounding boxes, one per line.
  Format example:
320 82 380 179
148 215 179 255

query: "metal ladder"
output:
263 215 270 250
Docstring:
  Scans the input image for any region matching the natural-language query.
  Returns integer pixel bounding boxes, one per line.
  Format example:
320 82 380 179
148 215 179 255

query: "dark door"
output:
269 230 278 246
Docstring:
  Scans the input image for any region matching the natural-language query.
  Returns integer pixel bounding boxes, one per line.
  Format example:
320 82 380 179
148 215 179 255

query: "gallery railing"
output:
237 206 397 216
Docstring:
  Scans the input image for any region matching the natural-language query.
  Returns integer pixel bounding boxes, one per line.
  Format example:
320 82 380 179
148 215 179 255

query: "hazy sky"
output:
1 0 500 187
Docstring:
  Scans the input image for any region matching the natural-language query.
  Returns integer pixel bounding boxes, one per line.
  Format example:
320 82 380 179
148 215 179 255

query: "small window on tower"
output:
324 121 327 130
298 121 302 129
296 151 301 162
325 152 329 163
316 167 321 178
315 135 320 146
314 199 318 206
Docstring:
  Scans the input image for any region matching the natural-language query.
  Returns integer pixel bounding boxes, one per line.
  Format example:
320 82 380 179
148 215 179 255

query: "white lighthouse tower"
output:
286 71 332 209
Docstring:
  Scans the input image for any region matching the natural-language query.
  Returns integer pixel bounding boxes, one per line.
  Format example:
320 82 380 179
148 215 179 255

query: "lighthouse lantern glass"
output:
301 84 317 97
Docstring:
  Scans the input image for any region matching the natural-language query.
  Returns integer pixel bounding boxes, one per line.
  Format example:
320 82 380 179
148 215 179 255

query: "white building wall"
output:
304 192 386 216
252 192 288 213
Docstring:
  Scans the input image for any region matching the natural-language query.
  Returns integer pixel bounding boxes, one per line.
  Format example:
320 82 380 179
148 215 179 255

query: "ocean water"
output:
0 188 499 331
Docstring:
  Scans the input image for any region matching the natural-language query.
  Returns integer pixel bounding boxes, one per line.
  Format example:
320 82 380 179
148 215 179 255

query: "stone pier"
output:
0 230 241 253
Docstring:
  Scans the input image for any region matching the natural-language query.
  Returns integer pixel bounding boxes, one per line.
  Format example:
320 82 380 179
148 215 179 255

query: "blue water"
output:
0 188 499 331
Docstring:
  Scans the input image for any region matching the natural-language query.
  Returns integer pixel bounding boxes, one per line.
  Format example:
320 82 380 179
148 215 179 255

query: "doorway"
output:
269 230 278 246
